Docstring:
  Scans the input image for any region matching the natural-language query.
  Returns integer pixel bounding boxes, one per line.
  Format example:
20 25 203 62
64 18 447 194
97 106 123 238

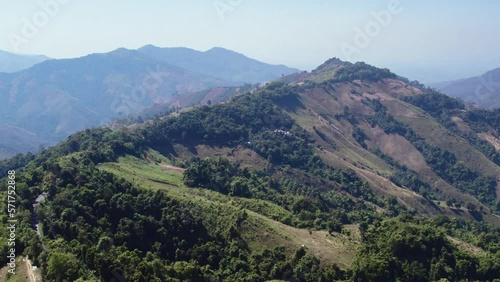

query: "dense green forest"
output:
352 216 500 281
1 62 500 281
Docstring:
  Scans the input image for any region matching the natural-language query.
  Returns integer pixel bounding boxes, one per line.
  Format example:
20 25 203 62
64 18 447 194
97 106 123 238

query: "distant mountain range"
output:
2 57 499 281
0 46 299 159
430 68 500 109
138 45 298 84
0 50 50 73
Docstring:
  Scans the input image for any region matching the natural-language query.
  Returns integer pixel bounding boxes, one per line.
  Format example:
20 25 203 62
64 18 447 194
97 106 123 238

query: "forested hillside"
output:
0 46 297 160
1 58 499 281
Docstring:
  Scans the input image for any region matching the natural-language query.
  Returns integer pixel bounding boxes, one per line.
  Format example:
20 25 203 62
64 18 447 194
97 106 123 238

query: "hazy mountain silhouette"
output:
0 50 50 73
0 46 299 159
138 45 299 84
430 68 500 109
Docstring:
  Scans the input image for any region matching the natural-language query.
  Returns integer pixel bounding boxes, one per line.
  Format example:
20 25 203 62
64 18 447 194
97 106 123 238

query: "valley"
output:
0 46 298 160
1 58 499 281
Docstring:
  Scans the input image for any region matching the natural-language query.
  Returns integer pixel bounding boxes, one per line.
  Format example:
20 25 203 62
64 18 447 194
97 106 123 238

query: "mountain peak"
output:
137 45 299 84
206 46 233 53
109 47 136 55
312 57 345 73
139 44 158 50
305 58 395 83
204 47 247 58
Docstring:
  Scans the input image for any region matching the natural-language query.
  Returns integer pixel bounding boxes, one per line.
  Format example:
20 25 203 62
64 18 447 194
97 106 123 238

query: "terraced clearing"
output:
0 256 42 282
98 152 358 269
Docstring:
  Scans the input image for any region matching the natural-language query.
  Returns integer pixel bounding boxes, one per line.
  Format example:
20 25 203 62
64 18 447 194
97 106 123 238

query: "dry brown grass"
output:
244 216 357 269
478 132 500 151
171 144 269 170
447 236 485 255
0 256 41 282
367 126 428 170
159 164 185 173
451 116 473 133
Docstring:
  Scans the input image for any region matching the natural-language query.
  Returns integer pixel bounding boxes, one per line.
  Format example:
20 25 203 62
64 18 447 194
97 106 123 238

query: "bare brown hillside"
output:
272 69 499 222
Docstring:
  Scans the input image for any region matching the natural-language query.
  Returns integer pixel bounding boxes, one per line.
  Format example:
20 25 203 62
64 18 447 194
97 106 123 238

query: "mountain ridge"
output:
0 45 299 160
137 45 300 84
430 67 500 109
0 49 50 73
1 57 500 281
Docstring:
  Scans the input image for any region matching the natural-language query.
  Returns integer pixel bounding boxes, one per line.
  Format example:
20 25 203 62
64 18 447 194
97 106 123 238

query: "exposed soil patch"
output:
367 127 428 170
451 116 472 133
160 164 185 174
246 218 357 269
478 132 500 151
171 144 268 170
447 236 484 255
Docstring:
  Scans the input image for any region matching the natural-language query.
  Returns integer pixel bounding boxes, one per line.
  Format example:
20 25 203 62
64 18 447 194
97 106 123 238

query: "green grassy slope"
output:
98 153 358 269
1 58 499 281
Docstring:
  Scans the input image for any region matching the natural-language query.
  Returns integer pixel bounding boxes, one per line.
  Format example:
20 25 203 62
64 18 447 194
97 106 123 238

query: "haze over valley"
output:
0 1 499 281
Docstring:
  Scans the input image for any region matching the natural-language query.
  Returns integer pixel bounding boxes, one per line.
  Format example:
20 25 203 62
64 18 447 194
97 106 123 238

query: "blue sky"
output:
1 0 500 82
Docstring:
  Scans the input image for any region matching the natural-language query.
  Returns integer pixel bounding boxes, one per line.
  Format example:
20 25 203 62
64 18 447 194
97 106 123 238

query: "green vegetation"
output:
352 126 369 149
366 98 498 208
182 155 385 231
403 92 500 166
461 108 500 133
334 62 396 82
3 155 346 281
309 59 397 83
143 93 294 147
250 126 315 169
370 148 436 199
352 216 500 282
1 68 500 281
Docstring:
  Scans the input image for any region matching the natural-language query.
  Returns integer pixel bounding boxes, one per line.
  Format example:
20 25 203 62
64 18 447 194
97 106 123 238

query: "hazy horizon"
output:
2 0 500 82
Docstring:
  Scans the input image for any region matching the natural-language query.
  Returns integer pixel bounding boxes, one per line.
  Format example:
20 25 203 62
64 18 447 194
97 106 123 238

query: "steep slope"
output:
431 67 500 109
270 60 500 216
0 46 298 160
1 58 499 281
138 45 300 84
146 85 257 115
0 50 49 73
0 48 230 159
